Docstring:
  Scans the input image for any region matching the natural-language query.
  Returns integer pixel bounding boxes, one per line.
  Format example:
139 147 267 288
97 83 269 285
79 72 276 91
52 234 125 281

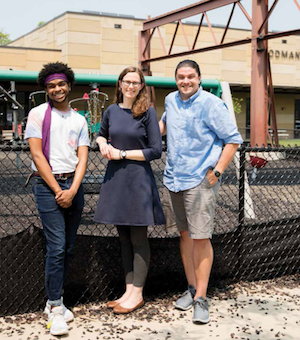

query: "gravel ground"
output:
0 274 299 340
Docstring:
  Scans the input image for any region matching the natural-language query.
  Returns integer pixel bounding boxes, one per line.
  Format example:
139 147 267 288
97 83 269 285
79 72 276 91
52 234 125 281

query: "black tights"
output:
116 225 150 288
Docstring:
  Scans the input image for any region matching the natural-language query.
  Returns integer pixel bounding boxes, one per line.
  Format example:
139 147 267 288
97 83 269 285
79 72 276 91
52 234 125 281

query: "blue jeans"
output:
33 176 84 305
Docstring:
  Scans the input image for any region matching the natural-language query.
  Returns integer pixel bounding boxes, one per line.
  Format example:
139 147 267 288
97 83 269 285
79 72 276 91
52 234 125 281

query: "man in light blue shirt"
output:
159 60 243 324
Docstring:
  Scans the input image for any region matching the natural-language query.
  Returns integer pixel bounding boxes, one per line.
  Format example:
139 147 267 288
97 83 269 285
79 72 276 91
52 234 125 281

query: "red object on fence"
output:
12 124 22 136
83 93 89 100
250 156 268 169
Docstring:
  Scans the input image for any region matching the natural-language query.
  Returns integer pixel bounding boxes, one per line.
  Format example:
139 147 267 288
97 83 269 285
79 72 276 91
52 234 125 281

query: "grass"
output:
242 139 300 147
278 139 300 147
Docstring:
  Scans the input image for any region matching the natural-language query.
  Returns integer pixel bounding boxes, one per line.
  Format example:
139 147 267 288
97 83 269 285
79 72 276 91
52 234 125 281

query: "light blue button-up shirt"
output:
162 86 243 193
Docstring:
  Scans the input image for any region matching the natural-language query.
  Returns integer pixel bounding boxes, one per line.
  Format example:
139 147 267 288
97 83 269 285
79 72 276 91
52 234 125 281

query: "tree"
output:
37 21 46 27
232 97 243 115
0 29 11 45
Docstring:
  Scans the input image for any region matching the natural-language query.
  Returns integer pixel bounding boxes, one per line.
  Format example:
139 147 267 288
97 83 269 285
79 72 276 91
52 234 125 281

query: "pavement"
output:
0 276 299 340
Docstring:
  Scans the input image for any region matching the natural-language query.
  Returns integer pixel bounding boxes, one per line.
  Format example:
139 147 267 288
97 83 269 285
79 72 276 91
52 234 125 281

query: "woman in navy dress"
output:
94 66 165 314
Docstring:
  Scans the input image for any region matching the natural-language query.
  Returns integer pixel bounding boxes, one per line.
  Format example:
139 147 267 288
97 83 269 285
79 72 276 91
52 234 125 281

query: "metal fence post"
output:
238 145 246 228
236 144 246 280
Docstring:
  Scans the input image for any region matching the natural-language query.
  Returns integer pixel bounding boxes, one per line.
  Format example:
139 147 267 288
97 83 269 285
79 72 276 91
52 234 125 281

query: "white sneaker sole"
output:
193 317 210 324
174 303 193 311
50 328 69 336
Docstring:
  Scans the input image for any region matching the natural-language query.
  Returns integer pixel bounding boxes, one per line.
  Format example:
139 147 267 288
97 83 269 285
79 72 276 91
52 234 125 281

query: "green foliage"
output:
0 30 11 45
232 97 243 114
37 21 46 27
278 139 300 147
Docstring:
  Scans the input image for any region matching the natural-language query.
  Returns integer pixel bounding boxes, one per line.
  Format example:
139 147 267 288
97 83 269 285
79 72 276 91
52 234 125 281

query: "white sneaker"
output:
44 298 74 323
47 306 69 336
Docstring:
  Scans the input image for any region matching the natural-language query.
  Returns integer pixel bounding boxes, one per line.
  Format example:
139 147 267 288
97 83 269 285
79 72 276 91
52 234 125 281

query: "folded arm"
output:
97 109 162 162
28 137 88 208
55 145 88 208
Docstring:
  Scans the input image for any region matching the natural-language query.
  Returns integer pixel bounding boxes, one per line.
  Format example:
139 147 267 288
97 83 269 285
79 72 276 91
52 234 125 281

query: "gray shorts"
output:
169 177 220 239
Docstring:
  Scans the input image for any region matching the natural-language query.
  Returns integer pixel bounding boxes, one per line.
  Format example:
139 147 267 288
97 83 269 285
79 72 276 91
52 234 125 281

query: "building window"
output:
282 39 287 44
114 24 122 29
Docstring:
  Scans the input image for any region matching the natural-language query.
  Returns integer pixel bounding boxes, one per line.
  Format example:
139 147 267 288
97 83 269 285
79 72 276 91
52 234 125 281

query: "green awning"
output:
0 70 222 97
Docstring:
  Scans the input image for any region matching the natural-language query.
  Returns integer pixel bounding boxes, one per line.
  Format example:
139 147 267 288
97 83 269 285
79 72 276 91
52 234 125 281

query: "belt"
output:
33 172 75 180
25 171 74 187
55 172 74 179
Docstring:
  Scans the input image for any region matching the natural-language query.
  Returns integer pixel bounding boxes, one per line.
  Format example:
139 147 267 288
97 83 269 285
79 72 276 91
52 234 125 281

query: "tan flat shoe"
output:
113 300 144 314
106 300 119 308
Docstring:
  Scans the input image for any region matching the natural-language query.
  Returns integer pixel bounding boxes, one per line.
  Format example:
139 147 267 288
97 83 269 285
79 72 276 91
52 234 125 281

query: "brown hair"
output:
114 66 149 118
175 59 201 77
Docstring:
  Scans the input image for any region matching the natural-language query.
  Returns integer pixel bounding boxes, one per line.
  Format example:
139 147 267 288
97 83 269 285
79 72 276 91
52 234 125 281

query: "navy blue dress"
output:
94 104 165 226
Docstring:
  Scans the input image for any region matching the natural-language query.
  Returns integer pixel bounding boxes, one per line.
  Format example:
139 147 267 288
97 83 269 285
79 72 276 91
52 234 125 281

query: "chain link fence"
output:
0 144 299 316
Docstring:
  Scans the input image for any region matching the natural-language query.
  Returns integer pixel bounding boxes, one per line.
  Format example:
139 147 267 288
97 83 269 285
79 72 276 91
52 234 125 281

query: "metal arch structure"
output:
69 87 109 143
138 0 300 146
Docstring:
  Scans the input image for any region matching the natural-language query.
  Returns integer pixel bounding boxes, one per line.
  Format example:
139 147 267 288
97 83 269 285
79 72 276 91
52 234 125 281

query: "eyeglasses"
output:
122 80 141 88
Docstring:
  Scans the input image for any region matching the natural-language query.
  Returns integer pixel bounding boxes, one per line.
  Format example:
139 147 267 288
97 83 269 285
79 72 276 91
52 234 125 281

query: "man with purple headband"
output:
25 62 89 336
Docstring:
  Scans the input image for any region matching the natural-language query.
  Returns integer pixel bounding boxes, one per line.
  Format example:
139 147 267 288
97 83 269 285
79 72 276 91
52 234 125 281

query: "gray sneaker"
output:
174 285 196 310
193 296 210 324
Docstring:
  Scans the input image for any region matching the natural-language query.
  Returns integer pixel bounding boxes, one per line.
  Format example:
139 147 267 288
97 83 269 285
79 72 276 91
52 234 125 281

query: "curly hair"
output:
37 62 75 88
114 66 149 118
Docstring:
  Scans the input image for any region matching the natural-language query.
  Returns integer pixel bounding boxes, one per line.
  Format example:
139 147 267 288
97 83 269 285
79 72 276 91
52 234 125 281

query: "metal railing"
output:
238 127 300 142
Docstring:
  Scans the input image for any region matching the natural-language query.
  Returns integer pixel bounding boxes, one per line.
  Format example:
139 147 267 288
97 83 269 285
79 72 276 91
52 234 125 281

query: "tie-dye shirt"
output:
25 103 90 173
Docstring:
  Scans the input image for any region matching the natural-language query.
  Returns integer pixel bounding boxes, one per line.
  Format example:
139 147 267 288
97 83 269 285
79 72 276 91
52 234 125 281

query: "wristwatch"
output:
120 150 127 159
212 168 221 178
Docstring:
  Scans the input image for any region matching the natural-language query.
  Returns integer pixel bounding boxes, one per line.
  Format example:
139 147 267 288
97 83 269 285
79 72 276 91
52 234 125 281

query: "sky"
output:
1 0 299 41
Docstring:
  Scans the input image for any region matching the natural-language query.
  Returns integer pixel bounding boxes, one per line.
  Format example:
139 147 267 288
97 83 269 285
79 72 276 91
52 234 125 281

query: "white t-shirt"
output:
25 103 90 173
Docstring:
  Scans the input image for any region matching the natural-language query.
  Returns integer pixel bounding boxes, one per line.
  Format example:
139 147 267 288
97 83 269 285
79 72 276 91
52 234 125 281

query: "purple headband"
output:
44 73 69 86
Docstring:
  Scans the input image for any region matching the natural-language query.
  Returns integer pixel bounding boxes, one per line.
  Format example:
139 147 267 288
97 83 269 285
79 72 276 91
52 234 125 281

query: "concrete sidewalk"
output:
0 278 299 340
